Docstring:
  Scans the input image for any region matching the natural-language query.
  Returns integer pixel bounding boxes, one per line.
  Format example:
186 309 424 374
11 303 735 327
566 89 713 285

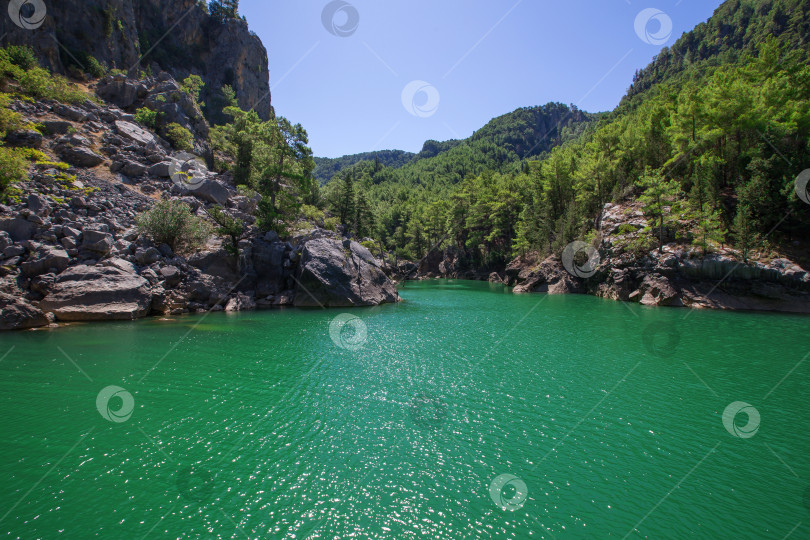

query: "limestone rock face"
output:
294 238 400 307
40 265 153 321
0 1 271 121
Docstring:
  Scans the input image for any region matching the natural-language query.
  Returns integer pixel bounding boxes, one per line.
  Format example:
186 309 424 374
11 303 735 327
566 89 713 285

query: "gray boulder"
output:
294 238 400 307
54 104 91 122
225 292 256 312
135 247 162 266
27 194 50 216
115 120 156 146
82 230 115 255
20 242 70 277
187 179 233 205
5 129 43 148
0 217 36 242
96 76 148 109
0 231 11 252
121 161 147 177
148 162 171 177
40 265 153 321
636 274 681 306
60 146 104 167
41 120 72 135
0 293 49 331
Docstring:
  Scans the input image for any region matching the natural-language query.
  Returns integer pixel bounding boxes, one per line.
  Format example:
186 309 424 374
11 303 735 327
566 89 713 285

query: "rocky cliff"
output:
0 0 271 120
0 79 399 331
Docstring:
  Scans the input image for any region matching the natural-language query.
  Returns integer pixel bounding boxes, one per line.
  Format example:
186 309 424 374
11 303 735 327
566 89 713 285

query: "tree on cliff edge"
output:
210 0 239 22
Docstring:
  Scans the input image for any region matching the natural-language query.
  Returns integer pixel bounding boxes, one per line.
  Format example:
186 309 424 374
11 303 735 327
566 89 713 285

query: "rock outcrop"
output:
295 238 400 307
0 0 272 120
39 265 153 321
499 200 810 313
0 293 49 331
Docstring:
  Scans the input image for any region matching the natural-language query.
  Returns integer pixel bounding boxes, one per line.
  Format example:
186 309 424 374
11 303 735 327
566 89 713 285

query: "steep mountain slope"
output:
624 0 810 105
0 0 271 120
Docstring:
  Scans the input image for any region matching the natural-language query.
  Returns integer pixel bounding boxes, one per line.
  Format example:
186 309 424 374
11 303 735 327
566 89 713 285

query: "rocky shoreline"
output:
403 201 810 314
1 77 808 331
0 78 400 331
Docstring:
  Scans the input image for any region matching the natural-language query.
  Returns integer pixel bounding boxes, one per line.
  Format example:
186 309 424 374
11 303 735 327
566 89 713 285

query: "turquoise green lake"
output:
0 280 808 538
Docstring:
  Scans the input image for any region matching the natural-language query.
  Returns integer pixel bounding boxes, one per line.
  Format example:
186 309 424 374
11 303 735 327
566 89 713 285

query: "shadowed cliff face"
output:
0 0 271 120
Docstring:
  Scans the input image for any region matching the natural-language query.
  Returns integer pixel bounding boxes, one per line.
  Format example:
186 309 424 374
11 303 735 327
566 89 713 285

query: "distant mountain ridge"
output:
314 102 596 184
314 150 416 184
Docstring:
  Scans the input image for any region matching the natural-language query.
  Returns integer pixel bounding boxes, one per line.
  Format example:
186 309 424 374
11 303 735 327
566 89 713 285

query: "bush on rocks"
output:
165 122 194 151
136 199 211 253
0 147 27 197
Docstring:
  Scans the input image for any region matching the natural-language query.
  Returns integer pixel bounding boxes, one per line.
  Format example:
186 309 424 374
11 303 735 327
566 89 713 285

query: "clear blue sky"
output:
240 1 724 158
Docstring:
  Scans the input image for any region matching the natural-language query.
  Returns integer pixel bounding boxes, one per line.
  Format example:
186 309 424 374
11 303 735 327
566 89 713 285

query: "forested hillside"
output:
319 0 810 269
313 150 415 184
314 103 594 187
624 0 810 103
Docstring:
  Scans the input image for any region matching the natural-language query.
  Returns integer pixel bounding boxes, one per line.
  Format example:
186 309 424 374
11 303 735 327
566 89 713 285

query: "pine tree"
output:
638 168 681 255
337 173 355 230
355 192 373 238
209 0 238 22
733 204 757 262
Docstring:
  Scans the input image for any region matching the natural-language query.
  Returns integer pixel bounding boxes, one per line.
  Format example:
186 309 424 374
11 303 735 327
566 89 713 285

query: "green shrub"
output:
136 199 211 252
165 122 193 150
0 147 28 197
324 216 341 232
134 107 160 129
85 55 107 79
103 7 115 37
6 45 37 70
0 47 87 104
0 94 23 138
181 74 204 103
300 204 324 224
236 184 257 198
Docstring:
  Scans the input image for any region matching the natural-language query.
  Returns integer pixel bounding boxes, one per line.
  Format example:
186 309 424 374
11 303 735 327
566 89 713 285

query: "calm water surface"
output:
0 280 808 538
